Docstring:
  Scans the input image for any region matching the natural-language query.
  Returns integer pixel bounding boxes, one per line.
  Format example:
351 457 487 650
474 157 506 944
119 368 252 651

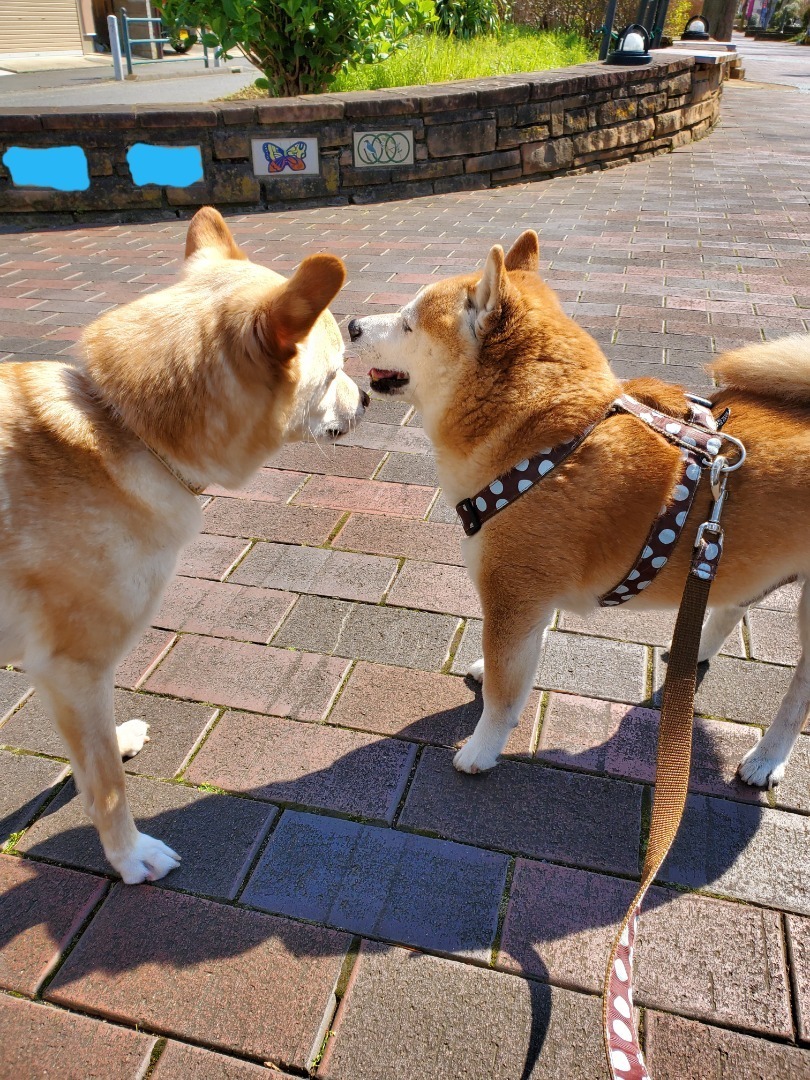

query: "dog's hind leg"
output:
33 659 181 883
738 581 810 788
454 602 551 774
698 604 748 663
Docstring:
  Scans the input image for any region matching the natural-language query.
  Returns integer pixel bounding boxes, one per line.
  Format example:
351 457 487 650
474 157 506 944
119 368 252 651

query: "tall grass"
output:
331 27 596 92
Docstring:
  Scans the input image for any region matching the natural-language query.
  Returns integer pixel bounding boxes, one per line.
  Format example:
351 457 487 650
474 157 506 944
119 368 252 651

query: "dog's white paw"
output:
116 718 150 759
468 658 485 683
111 832 181 884
738 742 786 789
453 734 500 774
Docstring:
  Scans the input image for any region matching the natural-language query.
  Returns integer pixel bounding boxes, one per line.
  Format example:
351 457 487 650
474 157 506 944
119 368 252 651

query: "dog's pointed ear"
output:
185 206 248 261
504 230 539 273
255 253 346 362
474 244 508 336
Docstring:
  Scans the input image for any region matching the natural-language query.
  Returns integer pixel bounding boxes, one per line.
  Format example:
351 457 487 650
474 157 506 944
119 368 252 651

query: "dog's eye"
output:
402 319 412 333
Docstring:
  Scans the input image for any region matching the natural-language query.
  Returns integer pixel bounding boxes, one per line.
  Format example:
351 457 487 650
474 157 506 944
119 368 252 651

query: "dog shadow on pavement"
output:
0 667 773 1079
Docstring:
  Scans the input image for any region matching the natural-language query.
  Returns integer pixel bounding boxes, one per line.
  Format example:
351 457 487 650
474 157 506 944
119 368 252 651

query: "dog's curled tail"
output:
710 334 810 405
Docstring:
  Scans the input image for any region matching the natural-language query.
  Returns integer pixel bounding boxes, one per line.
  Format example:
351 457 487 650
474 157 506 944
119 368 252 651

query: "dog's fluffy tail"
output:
710 334 810 405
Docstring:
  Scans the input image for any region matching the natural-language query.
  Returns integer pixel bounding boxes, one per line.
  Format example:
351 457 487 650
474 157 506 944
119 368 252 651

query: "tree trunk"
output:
701 0 737 40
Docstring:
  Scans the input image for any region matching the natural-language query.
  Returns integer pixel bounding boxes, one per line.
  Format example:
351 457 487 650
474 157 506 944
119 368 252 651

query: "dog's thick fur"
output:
0 208 364 883
349 231 810 788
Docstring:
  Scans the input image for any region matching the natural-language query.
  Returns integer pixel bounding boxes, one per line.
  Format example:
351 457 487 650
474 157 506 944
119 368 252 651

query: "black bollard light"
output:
605 23 654 64
682 14 711 39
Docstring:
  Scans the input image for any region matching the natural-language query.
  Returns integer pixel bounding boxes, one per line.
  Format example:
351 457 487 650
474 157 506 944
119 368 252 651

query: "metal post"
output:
651 0 672 44
120 8 133 77
600 0 621 59
107 13 124 80
213 47 223 68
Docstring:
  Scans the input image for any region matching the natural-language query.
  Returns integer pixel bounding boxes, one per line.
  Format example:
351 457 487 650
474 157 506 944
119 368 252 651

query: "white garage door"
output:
0 0 83 54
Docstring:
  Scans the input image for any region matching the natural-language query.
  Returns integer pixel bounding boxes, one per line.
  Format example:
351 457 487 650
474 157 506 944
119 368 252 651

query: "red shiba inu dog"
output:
348 230 810 789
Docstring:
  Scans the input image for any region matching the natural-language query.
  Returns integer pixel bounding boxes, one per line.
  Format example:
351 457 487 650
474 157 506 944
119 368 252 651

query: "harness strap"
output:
455 391 723 603
597 395 720 606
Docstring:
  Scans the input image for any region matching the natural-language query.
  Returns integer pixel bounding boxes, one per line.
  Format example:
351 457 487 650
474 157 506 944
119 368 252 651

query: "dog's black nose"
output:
360 389 370 408
348 318 362 342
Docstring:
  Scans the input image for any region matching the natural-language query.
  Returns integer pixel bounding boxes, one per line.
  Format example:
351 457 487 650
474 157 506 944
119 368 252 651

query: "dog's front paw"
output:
453 734 500 775
468 658 485 683
111 832 181 884
738 742 786 789
116 718 150 759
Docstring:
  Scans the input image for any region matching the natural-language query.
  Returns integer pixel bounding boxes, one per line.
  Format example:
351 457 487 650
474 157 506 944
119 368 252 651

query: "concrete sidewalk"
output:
0 46 258 106
0 81 809 1078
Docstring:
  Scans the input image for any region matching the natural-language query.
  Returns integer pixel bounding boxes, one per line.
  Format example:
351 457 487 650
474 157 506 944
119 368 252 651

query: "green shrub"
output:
157 0 434 96
434 0 505 37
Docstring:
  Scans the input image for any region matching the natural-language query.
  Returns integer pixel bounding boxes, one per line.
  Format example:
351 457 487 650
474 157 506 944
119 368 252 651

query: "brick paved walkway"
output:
1 81 810 1079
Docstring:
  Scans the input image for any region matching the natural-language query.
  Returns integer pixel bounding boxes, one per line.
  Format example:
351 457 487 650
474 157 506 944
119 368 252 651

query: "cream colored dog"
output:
0 207 365 883
348 230 810 788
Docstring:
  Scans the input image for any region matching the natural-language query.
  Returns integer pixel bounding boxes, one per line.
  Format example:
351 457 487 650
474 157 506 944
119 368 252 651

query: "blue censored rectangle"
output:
127 143 204 187
2 145 90 192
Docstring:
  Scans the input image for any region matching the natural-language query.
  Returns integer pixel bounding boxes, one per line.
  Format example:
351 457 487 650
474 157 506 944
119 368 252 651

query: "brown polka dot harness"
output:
455 393 729 603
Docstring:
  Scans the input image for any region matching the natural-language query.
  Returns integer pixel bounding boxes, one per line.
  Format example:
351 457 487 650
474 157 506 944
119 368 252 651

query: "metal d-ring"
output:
716 431 746 472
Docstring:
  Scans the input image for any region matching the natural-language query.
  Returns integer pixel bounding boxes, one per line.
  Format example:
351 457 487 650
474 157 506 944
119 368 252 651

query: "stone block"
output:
18 774 276 899
203 499 341 546
230 542 397 603
328 661 538 756
426 119 496 158
637 92 667 117
153 1041 292 1077
47 885 349 1068
342 92 419 119
332 513 462 566
654 108 683 137
166 181 213 207
515 101 551 125
186 710 416 823
218 102 257 125
498 123 549 149
320 941 608 1079
465 149 521 173
572 127 619 155
399 746 642 875
665 73 693 97
661 793 810 915
597 97 638 125
563 107 590 134
477 81 530 106
242 811 508 958
256 96 345 123
0 856 106 995
1 689 216 779
0 996 155 1078
145 635 348 718
0 749 67 845
645 1012 810 1078
521 137 573 174
139 107 217 128
613 117 656 147
211 130 250 161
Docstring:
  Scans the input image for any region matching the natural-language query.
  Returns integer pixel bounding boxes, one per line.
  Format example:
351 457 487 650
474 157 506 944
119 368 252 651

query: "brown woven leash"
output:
603 452 742 1080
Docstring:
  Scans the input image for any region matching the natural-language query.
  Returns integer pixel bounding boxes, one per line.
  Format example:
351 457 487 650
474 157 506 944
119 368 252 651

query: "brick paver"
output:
1 72 809 1076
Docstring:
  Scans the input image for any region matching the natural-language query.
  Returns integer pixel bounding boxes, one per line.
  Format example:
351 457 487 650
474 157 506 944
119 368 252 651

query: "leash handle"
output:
603 485 727 1080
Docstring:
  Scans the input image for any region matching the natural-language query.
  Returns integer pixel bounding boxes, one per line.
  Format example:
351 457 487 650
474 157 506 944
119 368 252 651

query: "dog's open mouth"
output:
369 367 410 395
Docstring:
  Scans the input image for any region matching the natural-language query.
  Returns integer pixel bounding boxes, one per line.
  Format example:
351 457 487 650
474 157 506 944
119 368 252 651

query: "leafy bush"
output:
434 0 505 37
157 0 434 96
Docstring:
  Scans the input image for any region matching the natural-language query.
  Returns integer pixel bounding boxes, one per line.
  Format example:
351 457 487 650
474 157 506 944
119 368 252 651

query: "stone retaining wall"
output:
0 55 725 218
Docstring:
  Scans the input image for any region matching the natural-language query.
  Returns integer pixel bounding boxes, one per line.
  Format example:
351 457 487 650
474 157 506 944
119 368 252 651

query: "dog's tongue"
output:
369 367 402 381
